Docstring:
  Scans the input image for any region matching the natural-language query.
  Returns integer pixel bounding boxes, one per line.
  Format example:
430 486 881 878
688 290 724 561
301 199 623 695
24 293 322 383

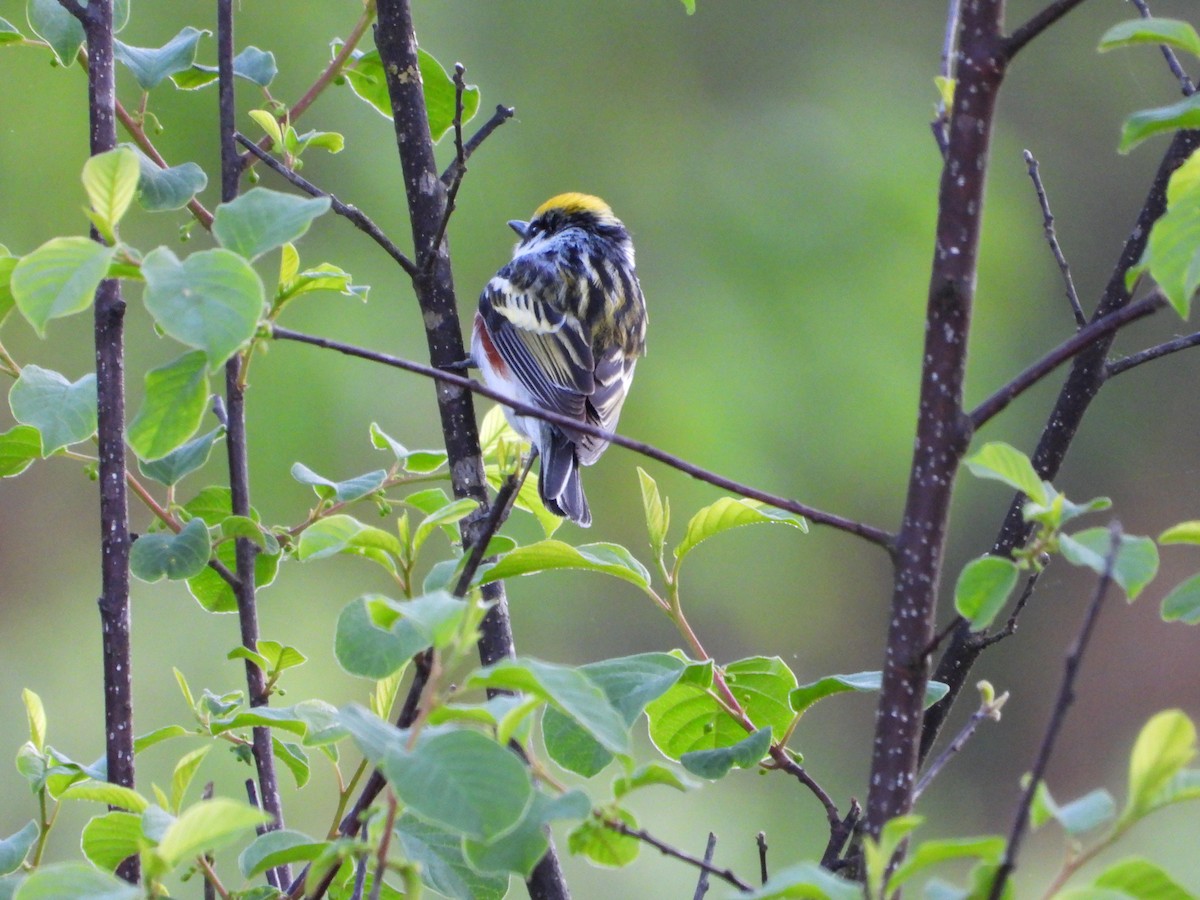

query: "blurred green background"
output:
2 0 1200 895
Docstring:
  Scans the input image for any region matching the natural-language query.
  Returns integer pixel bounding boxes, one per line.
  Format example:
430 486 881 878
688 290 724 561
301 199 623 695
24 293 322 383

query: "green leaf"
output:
478 539 650 588
543 653 686 777
1159 521 1200 544
465 657 630 755
0 426 41 477
130 147 208 212
80 811 142 872
81 148 140 241
341 706 533 840
0 822 36 877
1056 788 1117 837
169 746 210 814
613 762 693 798
463 790 590 878
1161 573 1200 624
790 670 948 715
152 798 271 870
59 782 148 813
297 514 402 572
1135 147 1200 313
413 497 479 555
133 725 188 754
964 442 1048 505
1121 93 1200 155
130 518 212 582
9 366 97 454
22 690 45 752
887 836 1006 894
212 188 331 262
637 467 669 559
1059 528 1159 601
419 49 481 141
738 862 862 900
675 497 807 562
273 738 310 789
12 862 140 900
567 809 639 869
141 247 264 370
139 427 224 486
1093 858 1194 900
183 488 279 612
113 27 208 90
211 700 345 746
0 18 24 45
0 253 17 326
11 237 115 336
1124 709 1197 822
232 46 276 86
1099 18 1200 58
954 556 1019 631
290 463 386 503
335 593 466 679
127 351 209 461
681 725 772 779
26 0 84 66
248 109 284 147
395 813 509 900
238 829 325 880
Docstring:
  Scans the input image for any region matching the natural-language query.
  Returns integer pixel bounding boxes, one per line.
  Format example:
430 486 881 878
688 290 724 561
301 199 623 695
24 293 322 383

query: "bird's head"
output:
508 193 630 255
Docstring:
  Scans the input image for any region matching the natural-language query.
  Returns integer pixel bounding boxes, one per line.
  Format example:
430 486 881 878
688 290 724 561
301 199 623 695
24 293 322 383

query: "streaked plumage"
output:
472 193 647 526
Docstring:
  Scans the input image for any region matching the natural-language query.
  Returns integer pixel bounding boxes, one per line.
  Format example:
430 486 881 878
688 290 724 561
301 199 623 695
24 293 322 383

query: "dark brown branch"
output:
77 0 137 883
605 819 751 893
820 800 861 871
756 832 769 885
968 293 1163 429
1107 331 1200 377
440 104 515 187
1004 0 1092 60
1129 0 1196 96
976 571 1041 650
922 126 1200 762
424 64 468 273
987 523 1121 900
867 0 1004 836
693 833 719 900
217 2 287 885
1024 150 1085 328
453 461 531 597
269 325 894 547
234 133 417 278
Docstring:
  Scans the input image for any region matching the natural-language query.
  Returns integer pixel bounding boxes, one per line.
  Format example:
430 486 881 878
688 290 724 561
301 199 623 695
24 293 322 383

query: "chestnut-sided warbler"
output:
472 193 648 526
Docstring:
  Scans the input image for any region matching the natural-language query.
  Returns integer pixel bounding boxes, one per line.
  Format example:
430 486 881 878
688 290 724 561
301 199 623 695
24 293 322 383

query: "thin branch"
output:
424 64 468 272
768 745 840 830
235 133 418 278
1004 0 1092 60
756 832 769 885
1129 0 1196 96
914 685 1008 801
269 325 894 547
441 104 515 186
693 833 719 900
114 98 214 229
367 792 398 900
975 571 1041 650
820 800 861 871
987 523 1122 900
217 3 287 885
1106 331 1200 378
604 818 752 892
453 460 532 597
1024 150 1085 328
968 293 1163 429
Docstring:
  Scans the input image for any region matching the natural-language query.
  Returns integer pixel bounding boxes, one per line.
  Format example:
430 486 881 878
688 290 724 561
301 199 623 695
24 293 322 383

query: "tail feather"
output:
538 430 592 527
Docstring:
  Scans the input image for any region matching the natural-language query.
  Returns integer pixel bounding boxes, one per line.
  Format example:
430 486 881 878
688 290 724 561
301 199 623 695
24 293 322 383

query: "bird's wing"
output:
479 262 595 424
578 345 636 465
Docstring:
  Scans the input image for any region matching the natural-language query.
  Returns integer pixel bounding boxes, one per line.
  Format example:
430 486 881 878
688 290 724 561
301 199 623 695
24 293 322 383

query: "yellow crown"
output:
533 192 613 219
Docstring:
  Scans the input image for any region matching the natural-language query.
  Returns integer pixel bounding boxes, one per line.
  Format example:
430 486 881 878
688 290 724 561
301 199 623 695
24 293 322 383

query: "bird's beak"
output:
508 220 529 239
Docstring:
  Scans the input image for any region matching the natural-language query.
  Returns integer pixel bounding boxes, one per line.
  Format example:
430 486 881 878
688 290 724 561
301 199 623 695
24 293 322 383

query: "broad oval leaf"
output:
153 798 271 869
680 725 772 779
1161 573 1200 624
790 670 949 715
12 862 140 900
11 237 115 336
1093 857 1194 900
675 497 807 562
567 808 639 869
477 540 650 588
129 518 212 582
212 188 331 261
0 822 36 877
142 247 264 369
82 148 140 240
131 147 208 212
964 442 1047 505
238 829 326 880
1120 93 1200 155
80 811 142 873
395 813 509 900
1099 18 1200 58
290 462 386 503
1124 709 1197 822
0 426 41 477
139 426 224 487
9 366 97 455
113 27 208 91
954 556 1019 631
127 351 209 461
1059 528 1159 601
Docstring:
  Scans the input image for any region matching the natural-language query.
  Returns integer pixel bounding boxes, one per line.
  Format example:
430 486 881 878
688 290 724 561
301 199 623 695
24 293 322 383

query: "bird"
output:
471 193 647 527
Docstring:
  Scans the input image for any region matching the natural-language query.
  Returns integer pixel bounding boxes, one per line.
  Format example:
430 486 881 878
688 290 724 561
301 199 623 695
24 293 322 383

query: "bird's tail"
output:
538 429 592 527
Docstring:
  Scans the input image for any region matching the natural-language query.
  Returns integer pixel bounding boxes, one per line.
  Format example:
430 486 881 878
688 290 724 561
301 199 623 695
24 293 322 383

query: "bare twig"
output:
604 818 752 892
914 683 1008 800
692 833 719 900
976 572 1041 650
968 293 1163 429
441 104 515 186
1106 331 1200 378
453 459 533 597
1129 0 1196 96
235 133 418 278
424 63 468 273
987 523 1122 900
756 832 769 885
367 792 398 900
1004 0 1092 60
269 326 894 547
1024 150 1085 328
